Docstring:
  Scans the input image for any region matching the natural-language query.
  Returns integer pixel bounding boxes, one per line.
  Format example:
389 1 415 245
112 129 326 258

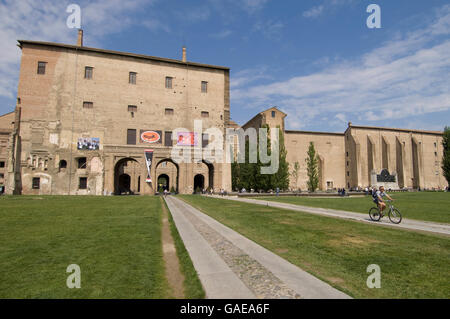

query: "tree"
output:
442 126 450 188
291 161 300 191
306 142 319 192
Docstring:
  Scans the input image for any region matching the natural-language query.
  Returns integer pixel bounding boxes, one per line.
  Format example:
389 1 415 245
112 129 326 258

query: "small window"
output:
77 157 87 169
0 173 4 179
271 111 276 118
128 105 137 112
165 108 174 116
59 160 67 169
165 77 173 89
202 133 209 148
434 142 437 148
201 81 208 93
0 161 4 168
435 152 438 157
37 62 46 75
83 101 93 109
79 177 87 190
201 111 209 118
347 171 350 177
346 161 349 166
129 72 137 84
165 131 173 147
127 129 136 145
32 177 40 189
346 152 349 157
84 67 93 79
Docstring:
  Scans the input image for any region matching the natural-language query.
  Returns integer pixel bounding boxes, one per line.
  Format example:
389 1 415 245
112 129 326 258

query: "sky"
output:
0 0 449 132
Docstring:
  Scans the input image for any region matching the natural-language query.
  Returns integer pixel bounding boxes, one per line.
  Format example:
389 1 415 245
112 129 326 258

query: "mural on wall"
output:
77 137 100 150
177 132 197 146
140 130 162 144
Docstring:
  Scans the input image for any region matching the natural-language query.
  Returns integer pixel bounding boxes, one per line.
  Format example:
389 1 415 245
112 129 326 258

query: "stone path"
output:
165 196 351 299
213 195 450 236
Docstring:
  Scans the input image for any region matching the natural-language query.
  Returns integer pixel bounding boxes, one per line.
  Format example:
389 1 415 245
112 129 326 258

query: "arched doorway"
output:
114 158 140 195
194 174 205 192
155 159 179 193
157 174 169 192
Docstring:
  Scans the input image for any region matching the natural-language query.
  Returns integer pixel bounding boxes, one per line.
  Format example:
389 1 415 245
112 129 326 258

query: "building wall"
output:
9 41 231 195
0 112 14 191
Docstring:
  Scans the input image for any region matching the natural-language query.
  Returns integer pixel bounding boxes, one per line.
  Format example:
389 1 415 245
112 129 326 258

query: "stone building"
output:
241 107 445 191
1 30 232 195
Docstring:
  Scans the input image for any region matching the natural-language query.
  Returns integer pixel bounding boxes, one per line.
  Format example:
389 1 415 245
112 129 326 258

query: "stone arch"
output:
114 157 140 195
155 158 179 192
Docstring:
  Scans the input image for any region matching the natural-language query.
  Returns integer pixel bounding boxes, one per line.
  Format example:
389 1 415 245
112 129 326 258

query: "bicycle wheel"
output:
389 208 402 224
369 207 381 221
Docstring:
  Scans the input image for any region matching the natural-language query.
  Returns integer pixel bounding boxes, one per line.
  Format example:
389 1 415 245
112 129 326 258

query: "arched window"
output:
59 160 67 169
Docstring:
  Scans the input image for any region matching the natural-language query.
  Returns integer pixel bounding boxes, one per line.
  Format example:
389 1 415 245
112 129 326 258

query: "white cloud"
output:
232 5 450 130
303 5 324 18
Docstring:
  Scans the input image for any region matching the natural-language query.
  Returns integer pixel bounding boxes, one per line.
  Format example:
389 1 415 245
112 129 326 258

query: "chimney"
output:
77 29 83 46
182 46 187 62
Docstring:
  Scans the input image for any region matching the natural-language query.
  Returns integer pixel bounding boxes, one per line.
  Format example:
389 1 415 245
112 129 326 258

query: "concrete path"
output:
212 195 450 236
165 196 351 299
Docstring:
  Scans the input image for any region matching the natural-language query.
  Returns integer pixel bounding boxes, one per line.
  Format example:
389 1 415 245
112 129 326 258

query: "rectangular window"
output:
201 111 209 118
129 72 137 84
165 108 174 116
77 157 87 169
83 101 93 109
37 62 46 75
201 81 208 93
165 76 173 89
127 129 137 145
271 111 276 118
32 177 40 189
128 105 137 112
347 171 350 177
79 177 87 190
0 161 4 168
202 133 209 148
0 173 4 179
165 131 173 147
84 66 93 79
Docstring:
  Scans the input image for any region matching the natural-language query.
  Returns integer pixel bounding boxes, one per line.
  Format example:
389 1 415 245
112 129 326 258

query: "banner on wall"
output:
177 132 197 146
140 130 162 144
77 137 100 150
144 149 154 183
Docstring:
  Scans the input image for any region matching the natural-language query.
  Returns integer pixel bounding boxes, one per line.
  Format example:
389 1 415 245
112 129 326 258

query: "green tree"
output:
306 142 319 192
272 126 289 190
291 161 300 191
442 126 450 188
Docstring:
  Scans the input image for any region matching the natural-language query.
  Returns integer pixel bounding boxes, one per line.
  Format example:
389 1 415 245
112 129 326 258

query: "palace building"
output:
0 31 446 195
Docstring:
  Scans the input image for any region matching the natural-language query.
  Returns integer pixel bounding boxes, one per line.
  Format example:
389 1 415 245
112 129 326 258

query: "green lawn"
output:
180 195 450 298
253 192 450 224
0 195 178 298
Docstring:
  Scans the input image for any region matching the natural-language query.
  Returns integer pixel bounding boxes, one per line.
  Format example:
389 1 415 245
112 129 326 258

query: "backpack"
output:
372 190 378 201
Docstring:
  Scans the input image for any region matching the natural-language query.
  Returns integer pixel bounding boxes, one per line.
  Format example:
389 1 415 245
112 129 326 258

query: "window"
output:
59 160 67 169
32 177 40 189
271 111 276 118
84 67 93 79
0 161 4 168
201 111 209 118
77 157 87 169
434 142 437 148
79 177 87 190
347 171 350 177
165 76 173 89
201 81 208 93
202 133 209 148
0 173 4 179
165 131 173 147
346 152 349 157
129 72 137 84
37 62 47 75
346 161 349 166
127 129 136 145
165 108 174 116
128 105 137 112
83 101 93 109
435 152 438 157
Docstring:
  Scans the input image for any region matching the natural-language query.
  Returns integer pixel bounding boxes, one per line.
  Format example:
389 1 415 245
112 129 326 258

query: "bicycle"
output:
369 200 402 224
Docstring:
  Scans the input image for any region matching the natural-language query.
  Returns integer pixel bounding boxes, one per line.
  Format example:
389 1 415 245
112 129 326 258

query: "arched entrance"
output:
157 174 170 192
194 174 205 192
155 159 179 193
114 158 140 195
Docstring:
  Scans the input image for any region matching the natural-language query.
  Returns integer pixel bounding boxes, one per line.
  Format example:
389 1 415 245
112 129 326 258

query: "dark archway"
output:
114 157 140 195
157 174 169 192
156 158 179 193
194 174 205 192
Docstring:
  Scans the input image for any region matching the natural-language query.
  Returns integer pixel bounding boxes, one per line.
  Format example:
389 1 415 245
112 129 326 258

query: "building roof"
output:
241 106 286 128
17 40 230 71
346 124 443 135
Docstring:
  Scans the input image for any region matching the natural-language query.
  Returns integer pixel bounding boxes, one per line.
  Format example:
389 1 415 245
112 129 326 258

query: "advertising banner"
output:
144 149 154 183
77 137 100 150
177 132 198 146
140 130 162 144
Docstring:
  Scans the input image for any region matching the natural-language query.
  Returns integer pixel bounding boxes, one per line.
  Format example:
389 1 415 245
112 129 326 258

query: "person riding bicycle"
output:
372 186 393 216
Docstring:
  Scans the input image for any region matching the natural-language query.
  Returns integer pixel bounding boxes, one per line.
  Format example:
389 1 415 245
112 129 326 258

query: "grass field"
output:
180 195 450 298
253 192 450 224
0 195 202 299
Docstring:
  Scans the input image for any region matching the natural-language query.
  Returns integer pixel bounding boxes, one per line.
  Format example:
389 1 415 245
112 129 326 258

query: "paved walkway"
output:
212 195 450 236
165 196 351 299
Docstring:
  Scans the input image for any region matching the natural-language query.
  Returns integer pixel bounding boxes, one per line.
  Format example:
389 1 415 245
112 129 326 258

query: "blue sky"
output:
0 0 449 132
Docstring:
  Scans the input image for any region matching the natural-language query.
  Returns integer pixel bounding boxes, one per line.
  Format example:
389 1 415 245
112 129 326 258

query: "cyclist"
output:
372 186 393 216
